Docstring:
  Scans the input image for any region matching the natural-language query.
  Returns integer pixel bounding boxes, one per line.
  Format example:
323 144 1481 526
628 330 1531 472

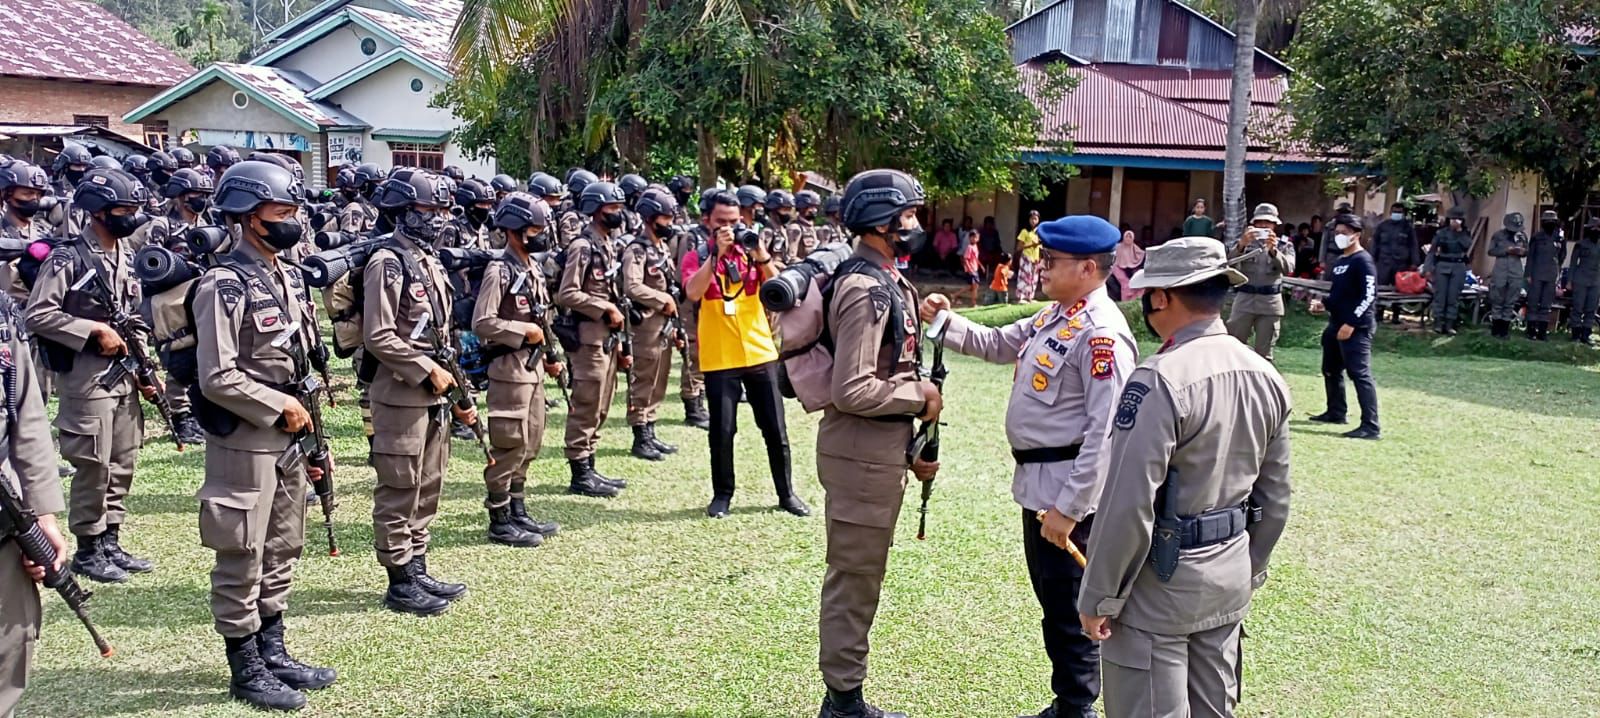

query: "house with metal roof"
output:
937 0 1328 249
0 0 192 147
123 0 493 187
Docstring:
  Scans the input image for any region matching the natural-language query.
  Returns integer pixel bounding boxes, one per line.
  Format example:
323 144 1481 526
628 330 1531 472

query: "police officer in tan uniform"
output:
130 167 215 446
921 215 1137 718
556 170 598 251
0 162 53 303
668 189 719 430
816 169 941 718
472 192 564 546
557 181 631 495
822 195 849 246
25 168 157 585
339 163 383 236
760 190 796 264
363 171 475 616
791 190 826 260
47 144 93 240
620 187 683 462
1078 238 1292 718
0 295 65 718
1225 202 1295 361
439 179 494 252
192 160 337 711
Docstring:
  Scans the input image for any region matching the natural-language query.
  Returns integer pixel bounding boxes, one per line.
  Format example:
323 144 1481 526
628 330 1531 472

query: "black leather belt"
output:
1012 443 1082 464
1178 504 1249 549
1234 284 1282 295
1435 257 1467 264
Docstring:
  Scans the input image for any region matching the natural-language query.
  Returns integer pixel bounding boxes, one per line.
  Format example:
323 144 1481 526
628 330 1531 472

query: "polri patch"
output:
1091 347 1116 381
1089 337 1116 348
1115 381 1149 430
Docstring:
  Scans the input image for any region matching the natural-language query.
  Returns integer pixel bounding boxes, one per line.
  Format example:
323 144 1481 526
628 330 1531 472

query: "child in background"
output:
961 238 982 307
986 252 1013 305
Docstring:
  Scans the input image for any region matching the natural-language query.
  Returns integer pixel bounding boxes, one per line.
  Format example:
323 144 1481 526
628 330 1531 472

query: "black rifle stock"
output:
414 311 494 466
910 310 951 541
0 478 113 657
76 269 183 451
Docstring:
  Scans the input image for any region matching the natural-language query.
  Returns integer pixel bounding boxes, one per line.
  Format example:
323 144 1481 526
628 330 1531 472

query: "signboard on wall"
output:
182 129 312 152
327 132 364 166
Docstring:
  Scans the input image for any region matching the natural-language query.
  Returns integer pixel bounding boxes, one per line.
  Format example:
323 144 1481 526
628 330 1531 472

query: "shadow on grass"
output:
87 582 380 629
431 704 771 718
23 667 225 717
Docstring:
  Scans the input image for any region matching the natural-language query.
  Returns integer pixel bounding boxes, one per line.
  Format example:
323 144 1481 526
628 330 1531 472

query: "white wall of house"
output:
154 81 312 144
328 62 494 178
272 23 398 85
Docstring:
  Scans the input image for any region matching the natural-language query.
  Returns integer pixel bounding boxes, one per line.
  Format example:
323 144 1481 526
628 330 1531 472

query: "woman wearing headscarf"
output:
1110 229 1146 301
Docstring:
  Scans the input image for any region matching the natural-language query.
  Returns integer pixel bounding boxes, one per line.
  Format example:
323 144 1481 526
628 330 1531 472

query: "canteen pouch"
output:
551 312 580 353
188 384 239 437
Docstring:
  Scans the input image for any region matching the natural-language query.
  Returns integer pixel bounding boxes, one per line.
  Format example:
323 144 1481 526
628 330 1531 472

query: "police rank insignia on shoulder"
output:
1115 381 1149 430
381 257 404 285
216 277 245 313
867 285 893 321
1031 372 1049 392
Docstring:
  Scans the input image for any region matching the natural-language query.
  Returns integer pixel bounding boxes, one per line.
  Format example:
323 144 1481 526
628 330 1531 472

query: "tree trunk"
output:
1222 0 1261 248
697 124 718 187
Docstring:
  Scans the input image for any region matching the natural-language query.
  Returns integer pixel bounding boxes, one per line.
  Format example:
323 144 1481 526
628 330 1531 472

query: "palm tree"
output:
1221 0 1261 248
174 0 229 64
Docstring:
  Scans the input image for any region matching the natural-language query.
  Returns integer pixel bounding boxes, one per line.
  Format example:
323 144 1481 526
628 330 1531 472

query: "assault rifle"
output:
909 309 951 541
74 268 183 451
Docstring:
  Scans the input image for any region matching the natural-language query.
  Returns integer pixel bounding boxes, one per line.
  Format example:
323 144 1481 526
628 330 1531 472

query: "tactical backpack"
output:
773 257 908 413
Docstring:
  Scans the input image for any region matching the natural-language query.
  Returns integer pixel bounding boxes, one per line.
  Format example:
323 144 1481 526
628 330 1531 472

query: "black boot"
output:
645 423 677 454
408 555 467 602
103 524 154 573
1527 321 1540 340
71 534 128 584
819 687 906 718
684 397 710 430
1492 319 1510 339
508 494 560 536
706 495 732 519
225 633 307 711
588 456 627 489
487 503 543 548
1021 700 1097 718
451 419 476 440
257 613 337 691
567 458 620 498
174 412 207 446
383 565 449 616
769 444 810 517
631 425 664 461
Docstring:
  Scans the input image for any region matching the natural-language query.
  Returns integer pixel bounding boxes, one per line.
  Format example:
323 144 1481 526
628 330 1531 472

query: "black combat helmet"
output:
73 169 149 213
841 169 924 232
122 153 149 178
213 160 304 215
566 169 598 198
578 181 626 216
529 173 564 200
353 162 386 190
375 169 450 211
635 187 679 224
493 191 552 232
53 143 93 175
454 178 494 207
162 168 214 199
618 173 649 203
89 155 120 171
489 174 518 195
206 145 240 174
170 147 197 168
764 189 795 211
795 190 822 212
735 184 766 209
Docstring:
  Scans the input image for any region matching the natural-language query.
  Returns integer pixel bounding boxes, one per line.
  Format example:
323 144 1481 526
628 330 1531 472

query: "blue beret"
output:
1037 215 1120 255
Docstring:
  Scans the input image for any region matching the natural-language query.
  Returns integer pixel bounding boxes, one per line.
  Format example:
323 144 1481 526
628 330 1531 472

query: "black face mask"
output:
9 198 41 218
753 208 767 225
402 208 446 241
468 206 492 226
65 169 86 187
151 169 171 187
101 211 143 239
515 228 550 253
184 196 210 215
600 211 625 230
802 210 818 223
674 191 691 206
775 212 794 225
257 216 304 251
1140 291 1162 338
894 226 927 257
1543 221 1560 232
653 221 673 239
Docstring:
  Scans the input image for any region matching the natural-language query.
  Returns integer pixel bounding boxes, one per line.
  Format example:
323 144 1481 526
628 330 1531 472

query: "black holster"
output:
188 385 239 437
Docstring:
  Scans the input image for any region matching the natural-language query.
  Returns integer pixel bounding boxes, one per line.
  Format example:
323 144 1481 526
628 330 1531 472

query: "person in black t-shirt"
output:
1309 214 1380 440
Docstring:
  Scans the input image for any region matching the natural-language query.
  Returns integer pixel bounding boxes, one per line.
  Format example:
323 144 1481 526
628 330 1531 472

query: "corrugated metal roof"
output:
1008 0 1290 72
0 0 192 86
350 6 455 69
1093 64 1286 103
220 64 367 127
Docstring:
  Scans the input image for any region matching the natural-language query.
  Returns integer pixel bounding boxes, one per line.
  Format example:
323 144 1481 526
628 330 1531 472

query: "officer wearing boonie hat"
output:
1078 237 1292 718
921 214 1138 718
1225 202 1296 361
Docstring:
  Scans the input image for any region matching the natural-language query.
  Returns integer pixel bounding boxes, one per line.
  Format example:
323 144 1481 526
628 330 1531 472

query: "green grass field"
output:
20 310 1600 717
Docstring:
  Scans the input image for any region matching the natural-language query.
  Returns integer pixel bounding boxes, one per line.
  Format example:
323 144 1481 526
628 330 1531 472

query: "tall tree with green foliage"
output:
1289 0 1600 224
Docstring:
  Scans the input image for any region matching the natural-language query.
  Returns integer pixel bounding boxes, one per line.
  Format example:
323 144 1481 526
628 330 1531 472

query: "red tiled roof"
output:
350 6 454 69
217 63 366 127
0 0 192 86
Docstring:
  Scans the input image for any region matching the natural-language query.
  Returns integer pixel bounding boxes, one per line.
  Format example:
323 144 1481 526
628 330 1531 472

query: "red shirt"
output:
681 245 763 301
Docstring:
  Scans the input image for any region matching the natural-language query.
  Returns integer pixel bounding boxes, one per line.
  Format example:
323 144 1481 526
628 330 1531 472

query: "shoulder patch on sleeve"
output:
1089 336 1115 348
1114 381 1150 430
380 256 404 286
866 284 893 321
1091 347 1116 380
215 276 246 314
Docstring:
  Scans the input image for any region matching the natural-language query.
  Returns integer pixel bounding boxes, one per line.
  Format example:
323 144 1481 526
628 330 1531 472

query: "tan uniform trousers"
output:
371 402 449 568
1225 310 1282 361
0 543 40 718
199 446 307 637
627 313 671 425
57 393 143 537
484 380 547 506
165 373 191 414
1101 621 1242 718
816 452 908 692
679 303 704 401
564 343 618 461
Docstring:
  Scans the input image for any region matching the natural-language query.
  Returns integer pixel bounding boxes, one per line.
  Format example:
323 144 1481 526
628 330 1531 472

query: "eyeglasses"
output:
1040 253 1092 271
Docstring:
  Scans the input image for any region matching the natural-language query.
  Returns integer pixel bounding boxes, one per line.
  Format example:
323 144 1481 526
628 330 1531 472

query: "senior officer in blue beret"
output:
921 215 1137 718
